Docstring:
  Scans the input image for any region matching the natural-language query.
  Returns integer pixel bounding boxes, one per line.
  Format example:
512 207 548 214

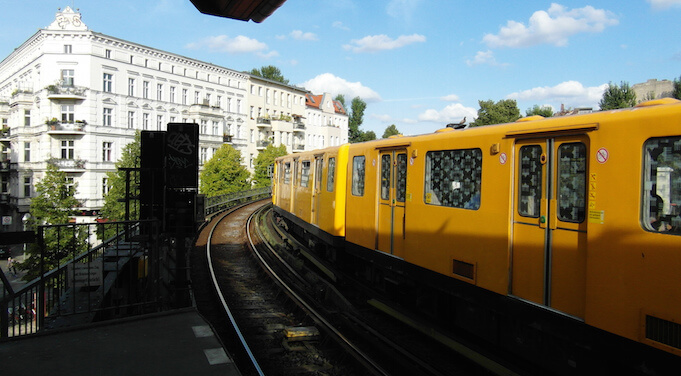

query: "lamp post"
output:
21 213 30 258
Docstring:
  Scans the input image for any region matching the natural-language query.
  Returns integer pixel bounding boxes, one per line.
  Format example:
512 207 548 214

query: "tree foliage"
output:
199 144 251 197
334 94 346 109
599 81 636 110
673 75 681 100
101 132 141 222
470 99 521 127
252 144 288 188
526 105 554 117
382 124 400 138
21 164 86 280
249 65 290 85
348 96 368 143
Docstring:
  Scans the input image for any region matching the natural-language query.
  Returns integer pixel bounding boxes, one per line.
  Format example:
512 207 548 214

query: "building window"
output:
103 108 112 126
64 44 72 54
61 140 75 159
170 86 176 103
102 177 110 196
128 78 135 96
103 73 113 93
157 84 163 101
143 113 150 130
128 111 135 129
24 176 31 197
65 176 75 195
105 49 111 59
200 147 207 165
194 91 200 104
24 142 30 162
182 89 187 105
102 142 112 162
157 115 163 130
61 69 75 86
237 99 241 114
61 104 75 123
200 120 207 134
205 93 211 105
24 110 30 126
143 81 149 99
212 121 219 136
217 95 222 108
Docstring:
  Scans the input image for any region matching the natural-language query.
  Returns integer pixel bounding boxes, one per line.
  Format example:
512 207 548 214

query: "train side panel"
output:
315 145 348 237
345 143 380 250
584 103 681 354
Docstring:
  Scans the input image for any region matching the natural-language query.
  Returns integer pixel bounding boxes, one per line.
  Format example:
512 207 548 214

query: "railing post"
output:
0 296 8 338
37 226 45 332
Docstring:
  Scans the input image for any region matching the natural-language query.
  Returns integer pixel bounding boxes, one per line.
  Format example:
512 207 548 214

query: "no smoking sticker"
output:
596 148 609 164
499 152 507 165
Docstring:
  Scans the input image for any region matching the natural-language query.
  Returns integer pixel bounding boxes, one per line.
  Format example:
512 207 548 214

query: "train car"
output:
272 98 681 374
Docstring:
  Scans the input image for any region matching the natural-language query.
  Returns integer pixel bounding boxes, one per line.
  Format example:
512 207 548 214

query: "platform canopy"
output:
190 0 287 23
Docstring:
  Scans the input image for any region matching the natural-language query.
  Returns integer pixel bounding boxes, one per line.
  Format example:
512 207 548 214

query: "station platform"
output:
0 308 242 376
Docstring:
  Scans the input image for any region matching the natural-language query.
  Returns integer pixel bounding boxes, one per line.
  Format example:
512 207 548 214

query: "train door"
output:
511 136 588 319
311 155 324 226
377 149 408 258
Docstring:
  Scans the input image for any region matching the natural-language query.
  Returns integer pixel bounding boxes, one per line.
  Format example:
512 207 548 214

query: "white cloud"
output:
332 21 350 31
186 35 272 55
386 0 423 23
343 34 426 53
372 114 394 122
417 103 477 124
290 30 319 41
299 73 382 102
483 3 618 48
440 94 460 102
506 80 608 107
648 0 681 9
466 50 508 67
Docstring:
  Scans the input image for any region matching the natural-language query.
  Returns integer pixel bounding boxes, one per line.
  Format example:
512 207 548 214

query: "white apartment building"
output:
304 93 348 149
0 7 348 230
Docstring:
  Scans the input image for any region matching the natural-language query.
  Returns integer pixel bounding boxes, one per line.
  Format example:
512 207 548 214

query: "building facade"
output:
0 7 347 231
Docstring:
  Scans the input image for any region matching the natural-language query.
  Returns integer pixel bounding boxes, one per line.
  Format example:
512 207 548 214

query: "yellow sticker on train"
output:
588 210 604 224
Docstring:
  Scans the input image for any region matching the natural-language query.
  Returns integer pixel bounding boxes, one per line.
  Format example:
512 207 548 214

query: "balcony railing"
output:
47 158 86 171
223 134 233 143
46 121 86 134
256 117 271 126
45 84 87 100
293 143 305 151
256 140 271 149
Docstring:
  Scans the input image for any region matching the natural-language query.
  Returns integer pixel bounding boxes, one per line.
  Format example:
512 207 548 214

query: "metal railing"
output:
0 220 169 338
204 186 272 217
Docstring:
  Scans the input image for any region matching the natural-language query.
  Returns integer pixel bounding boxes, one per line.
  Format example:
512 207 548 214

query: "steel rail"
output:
247 205 391 376
205 204 265 376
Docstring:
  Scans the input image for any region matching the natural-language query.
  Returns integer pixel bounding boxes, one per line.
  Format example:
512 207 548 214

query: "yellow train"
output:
273 98 681 374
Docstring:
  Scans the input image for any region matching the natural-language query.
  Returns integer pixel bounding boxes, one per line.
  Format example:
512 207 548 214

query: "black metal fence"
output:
204 186 272 216
0 220 173 338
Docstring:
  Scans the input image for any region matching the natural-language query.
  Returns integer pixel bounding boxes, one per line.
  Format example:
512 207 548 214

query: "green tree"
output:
526 105 554 117
349 96 367 143
360 131 377 142
382 124 400 138
334 94 346 109
199 144 251 197
101 132 141 222
252 144 288 188
249 65 290 85
470 99 521 127
599 81 636 110
673 75 681 100
20 164 85 280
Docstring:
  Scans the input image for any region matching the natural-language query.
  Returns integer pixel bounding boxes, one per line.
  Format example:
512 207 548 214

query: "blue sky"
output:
1 1 680 136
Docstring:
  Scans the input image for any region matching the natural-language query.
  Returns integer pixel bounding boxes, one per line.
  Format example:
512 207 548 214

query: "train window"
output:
424 148 482 209
293 160 298 186
642 136 681 234
518 145 542 218
352 156 366 196
301 161 311 188
557 142 586 223
315 158 323 190
396 153 407 202
381 154 391 200
284 162 291 185
327 157 335 192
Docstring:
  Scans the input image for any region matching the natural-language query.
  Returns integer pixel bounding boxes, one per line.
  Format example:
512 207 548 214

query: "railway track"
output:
192 200 526 376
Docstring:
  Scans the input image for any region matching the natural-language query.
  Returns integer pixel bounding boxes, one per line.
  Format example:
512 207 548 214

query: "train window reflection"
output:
424 148 481 210
557 142 586 223
381 154 391 200
300 161 310 188
396 153 407 203
518 145 542 218
284 162 291 185
327 157 335 192
642 136 681 234
352 156 365 196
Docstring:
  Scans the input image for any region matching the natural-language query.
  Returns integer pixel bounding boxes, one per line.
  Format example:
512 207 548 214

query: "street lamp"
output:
21 213 30 258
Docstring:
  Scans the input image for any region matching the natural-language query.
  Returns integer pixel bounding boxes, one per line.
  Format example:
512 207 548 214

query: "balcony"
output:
0 159 16 172
47 158 86 172
9 89 33 106
223 134 233 143
46 84 87 100
188 102 223 117
1 127 9 142
256 140 271 150
46 120 86 135
0 193 9 204
293 142 305 152
256 117 271 128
